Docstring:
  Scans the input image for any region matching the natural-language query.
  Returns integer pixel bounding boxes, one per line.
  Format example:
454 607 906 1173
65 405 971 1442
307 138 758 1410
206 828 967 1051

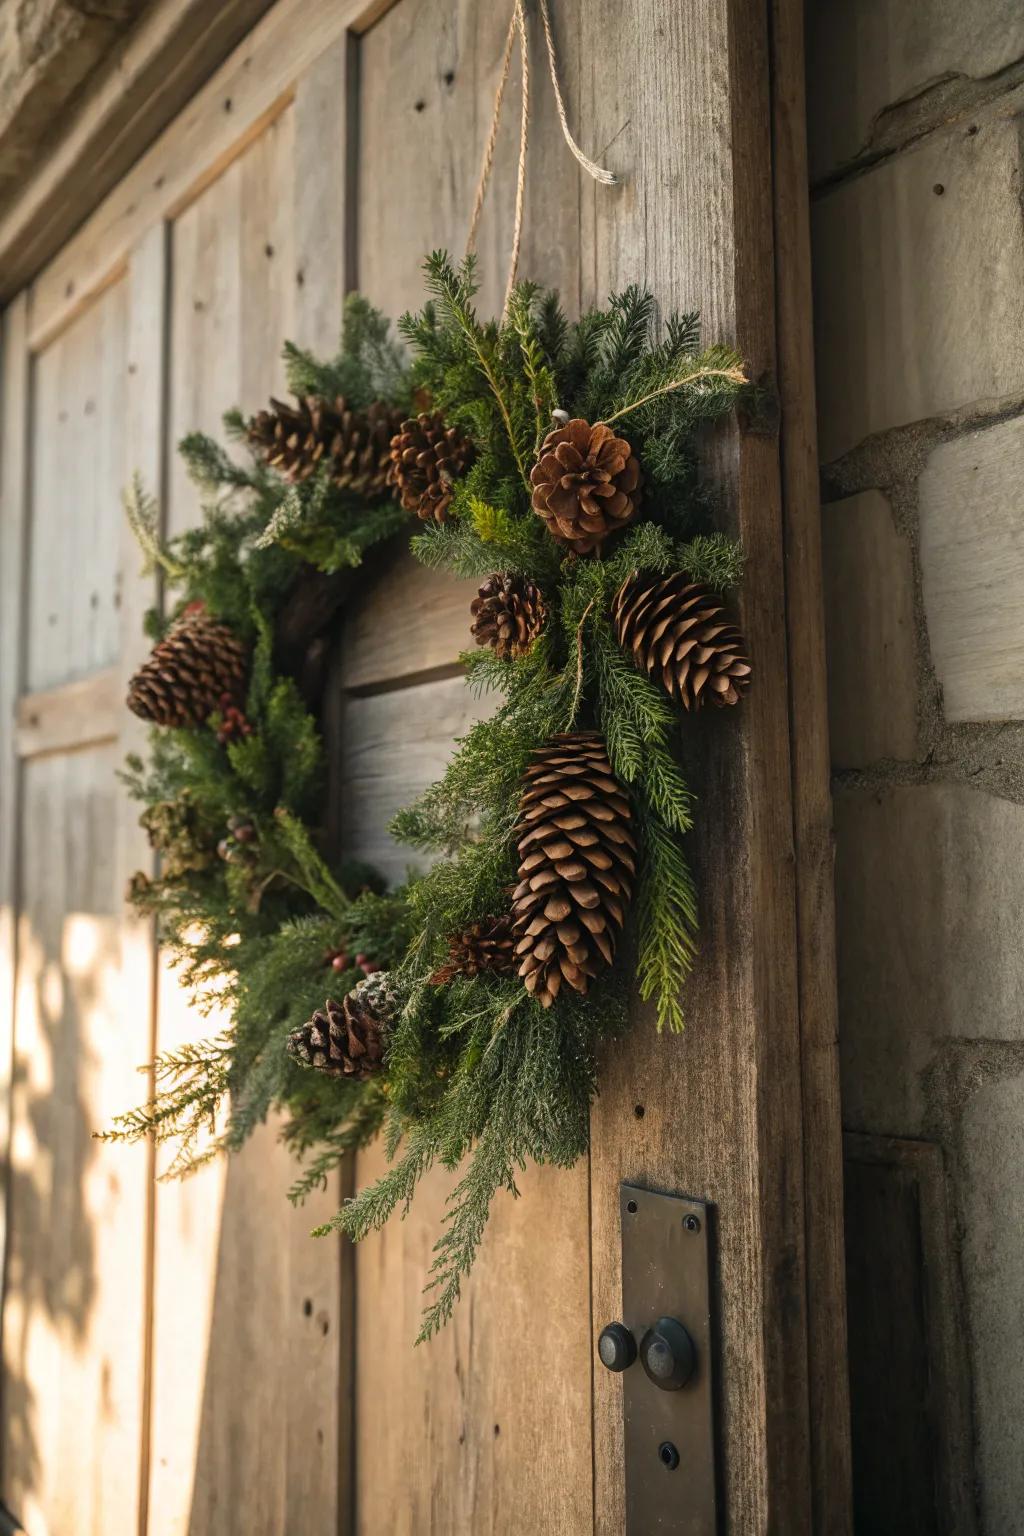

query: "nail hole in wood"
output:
634 1104 645 1119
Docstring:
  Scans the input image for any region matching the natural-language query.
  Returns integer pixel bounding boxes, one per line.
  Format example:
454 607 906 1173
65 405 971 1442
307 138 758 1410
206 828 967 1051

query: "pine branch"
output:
123 474 185 580
602 360 747 425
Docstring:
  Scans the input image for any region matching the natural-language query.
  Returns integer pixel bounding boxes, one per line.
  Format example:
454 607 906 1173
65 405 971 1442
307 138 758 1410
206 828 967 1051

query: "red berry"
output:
331 953 348 972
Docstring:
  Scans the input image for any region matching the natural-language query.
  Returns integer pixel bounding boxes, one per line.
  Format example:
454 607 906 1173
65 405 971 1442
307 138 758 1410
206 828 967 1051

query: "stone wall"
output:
808 3 1024 1530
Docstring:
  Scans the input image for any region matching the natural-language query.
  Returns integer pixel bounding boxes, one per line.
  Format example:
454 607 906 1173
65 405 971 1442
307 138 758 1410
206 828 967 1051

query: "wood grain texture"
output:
14 671 120 760
120 221 169 1536
25 0 399 353
577 0 816 1529
25 276 129 693
346 15 590 1526
770 0 852 1526
0 0 278 304
147 101 341 1536
3 745 148 1536
338 675 494 885
0 293 30 1459
339 547 480 693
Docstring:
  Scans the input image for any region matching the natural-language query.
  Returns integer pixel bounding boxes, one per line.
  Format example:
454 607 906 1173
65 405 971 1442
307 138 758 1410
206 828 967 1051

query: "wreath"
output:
104 253 749 1340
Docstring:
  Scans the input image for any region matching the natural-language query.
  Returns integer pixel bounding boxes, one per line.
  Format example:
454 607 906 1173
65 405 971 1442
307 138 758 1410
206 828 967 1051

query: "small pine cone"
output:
431 916 516 986
127 611 248 728
530 419 642 554
511 733 635 1008
612 570 752 710
387 411 474 523
247 395 403 498
286 973 398 1080
469 574 547 660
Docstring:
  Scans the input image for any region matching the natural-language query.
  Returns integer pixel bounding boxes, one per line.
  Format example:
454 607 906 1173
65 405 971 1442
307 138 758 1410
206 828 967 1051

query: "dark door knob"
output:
597 1321 637 1372
639 1316 696 1390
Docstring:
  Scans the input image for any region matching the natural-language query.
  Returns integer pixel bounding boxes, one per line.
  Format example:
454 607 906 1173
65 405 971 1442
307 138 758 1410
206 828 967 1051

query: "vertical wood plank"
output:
770 0 852 1526
147 101 341 1536
1 274 151 1536
289 36 355 1532
0 293 30 1460
120 221 170 1536
578 0 820 1529
346 8 590 1531
25 284 129 693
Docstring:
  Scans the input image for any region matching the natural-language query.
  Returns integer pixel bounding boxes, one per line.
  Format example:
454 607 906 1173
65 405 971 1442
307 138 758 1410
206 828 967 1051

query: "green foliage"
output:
109 260 749 1342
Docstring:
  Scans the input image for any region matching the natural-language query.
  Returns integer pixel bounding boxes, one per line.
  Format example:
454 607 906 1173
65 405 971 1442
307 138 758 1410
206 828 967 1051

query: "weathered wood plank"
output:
4 745 148 1536
119 219 170 1535
338 674 493 883
344 6 592 1533
771 0 852 1526
0 292 31 1436
0 0 279 304
15 670 120 760
25 277 129 693
25 0 399 353
580 0 818 1529
147 105 341 1536
340 548 480 693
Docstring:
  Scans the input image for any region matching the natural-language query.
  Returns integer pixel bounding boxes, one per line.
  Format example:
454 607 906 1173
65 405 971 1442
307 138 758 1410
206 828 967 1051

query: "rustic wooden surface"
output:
343 7 594 1532
0 0 280 305
148 87 343 1536
0 0 849 1529
0 294 29 1503
14 671 119 761
770 0 853 1527
576 0 816 1529
0 263 152 1536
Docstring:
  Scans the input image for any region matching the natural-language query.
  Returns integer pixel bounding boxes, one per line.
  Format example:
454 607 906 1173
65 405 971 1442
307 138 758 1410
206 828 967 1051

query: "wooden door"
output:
0 0 848 1532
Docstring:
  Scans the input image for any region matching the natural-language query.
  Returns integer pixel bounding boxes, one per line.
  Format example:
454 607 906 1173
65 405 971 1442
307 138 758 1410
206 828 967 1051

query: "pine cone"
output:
388 411 474 522
511 733 635 1008
612 571 752 710
127 611 248 728
431 916 516 986
247 395 403 498
286 973 398 1080
470 574 547 659
530 419 642 554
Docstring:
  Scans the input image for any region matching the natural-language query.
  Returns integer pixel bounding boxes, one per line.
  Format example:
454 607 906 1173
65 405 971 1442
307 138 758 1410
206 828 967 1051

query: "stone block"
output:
822 490 918 766
835 785 1024 1133
960 1073 1024 1532
812 118 1024 462
807 0 1024 182
919 414 1024 722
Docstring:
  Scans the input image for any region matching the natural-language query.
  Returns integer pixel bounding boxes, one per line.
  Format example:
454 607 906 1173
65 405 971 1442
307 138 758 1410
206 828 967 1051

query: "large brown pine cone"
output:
247 395 403 498
431 916 516 986
470 573 547 659
387 411 474 522
286 973 398 1080
612 571 752 710
127 610 248 728
530 419 642 554
511 733 635 1008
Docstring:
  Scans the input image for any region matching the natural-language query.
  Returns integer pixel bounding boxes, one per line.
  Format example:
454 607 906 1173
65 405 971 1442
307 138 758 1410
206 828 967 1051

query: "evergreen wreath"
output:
102 254 749 1341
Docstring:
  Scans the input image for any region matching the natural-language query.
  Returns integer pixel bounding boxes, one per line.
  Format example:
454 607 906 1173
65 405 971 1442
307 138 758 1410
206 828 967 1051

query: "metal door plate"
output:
620 1183 717 1534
